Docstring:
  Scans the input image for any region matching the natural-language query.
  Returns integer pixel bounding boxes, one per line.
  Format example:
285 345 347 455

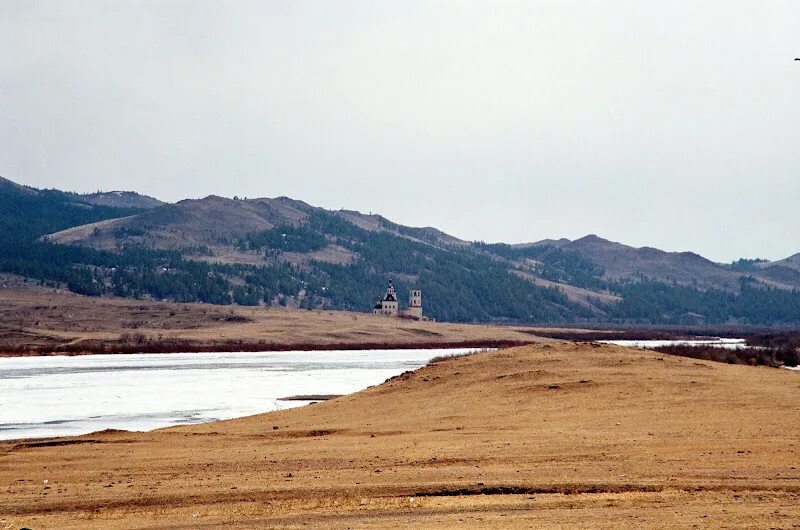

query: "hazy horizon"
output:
1 1 798 262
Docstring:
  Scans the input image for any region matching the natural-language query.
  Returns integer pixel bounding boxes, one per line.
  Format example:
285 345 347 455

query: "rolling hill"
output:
509 234 800 292
2 175 800 325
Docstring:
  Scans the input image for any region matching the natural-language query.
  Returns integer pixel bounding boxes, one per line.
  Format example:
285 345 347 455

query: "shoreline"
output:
0 338 530 358
0 348 472 442
0 348 467 443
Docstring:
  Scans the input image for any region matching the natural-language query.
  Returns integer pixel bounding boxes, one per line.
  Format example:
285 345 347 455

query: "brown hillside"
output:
45 195 311 255
2 343 798 528
44 195 468 267
763 252 800 274
533 234 800 292
336 209 469 248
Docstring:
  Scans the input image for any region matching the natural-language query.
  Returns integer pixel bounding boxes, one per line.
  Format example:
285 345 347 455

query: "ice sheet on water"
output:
0 348 477 440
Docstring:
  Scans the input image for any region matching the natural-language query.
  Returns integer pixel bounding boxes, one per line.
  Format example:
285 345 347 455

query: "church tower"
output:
373 279 399 316
407 289 422 319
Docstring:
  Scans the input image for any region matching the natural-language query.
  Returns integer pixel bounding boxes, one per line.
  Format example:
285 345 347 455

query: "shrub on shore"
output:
427 350 486 365
651 344 798 368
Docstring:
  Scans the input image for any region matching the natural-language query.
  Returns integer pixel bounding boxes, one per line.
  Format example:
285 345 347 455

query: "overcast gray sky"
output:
1 1 798 262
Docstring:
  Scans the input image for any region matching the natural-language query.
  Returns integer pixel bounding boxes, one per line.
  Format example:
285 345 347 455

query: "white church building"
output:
373 279 423 320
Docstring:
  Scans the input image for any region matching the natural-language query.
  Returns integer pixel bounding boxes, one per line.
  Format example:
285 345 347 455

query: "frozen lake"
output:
600 338 748 350
0 348 477 441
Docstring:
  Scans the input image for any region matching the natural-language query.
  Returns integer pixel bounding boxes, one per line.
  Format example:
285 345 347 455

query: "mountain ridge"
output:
1 175 799 324
48 195 800 278
518 234 797 292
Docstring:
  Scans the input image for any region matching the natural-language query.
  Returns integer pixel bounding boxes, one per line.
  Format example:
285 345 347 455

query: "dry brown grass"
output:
1 343 798 528
0 288 568 356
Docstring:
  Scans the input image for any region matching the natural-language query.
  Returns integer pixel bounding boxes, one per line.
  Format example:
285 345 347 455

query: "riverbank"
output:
2 342 798 528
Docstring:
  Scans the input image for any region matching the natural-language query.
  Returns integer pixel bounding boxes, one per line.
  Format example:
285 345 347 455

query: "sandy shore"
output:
2 342 799 528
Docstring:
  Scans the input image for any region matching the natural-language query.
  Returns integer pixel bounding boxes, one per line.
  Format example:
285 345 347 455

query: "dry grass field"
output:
2 343 799 528
0 287 570 355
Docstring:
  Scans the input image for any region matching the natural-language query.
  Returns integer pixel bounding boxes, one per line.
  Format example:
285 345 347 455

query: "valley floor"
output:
2 343 799 528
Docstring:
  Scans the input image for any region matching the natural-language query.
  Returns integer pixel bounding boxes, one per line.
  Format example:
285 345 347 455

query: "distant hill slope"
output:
47 195 310 257
47 195 466 256
762 252 800 273
519 234 799 292
0 176 147 241
1 175 799 324
0 176 152 295
0 175 37 195
79 190 164 209
0 176 163 209
335 209 469 248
